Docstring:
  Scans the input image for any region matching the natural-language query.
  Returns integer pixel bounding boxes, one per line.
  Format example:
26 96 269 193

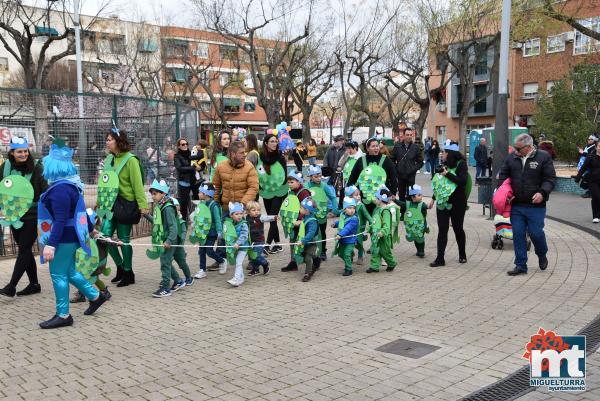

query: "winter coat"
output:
576 152 600 184
493 178 513 217
322 145 346 174
474 144 489 166
212 159 259 210
391 142 423 179
498 149 556 208
174 151 198 185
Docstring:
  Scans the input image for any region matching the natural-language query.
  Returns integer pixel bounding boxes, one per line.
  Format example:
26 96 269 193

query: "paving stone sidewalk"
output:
1 209 599 401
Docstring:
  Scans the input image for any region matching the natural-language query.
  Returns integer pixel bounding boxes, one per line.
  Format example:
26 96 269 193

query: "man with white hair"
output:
499 134 556 276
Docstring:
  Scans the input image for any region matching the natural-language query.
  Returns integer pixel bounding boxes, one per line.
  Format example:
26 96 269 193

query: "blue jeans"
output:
511 205 548 272
476 163 487 178
198 236 225 270
249 243 268 267
308 157 316 166
424 156 431 173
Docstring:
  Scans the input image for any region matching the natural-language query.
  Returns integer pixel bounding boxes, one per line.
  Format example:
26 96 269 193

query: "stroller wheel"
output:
497 239 504 250
491 238 498 249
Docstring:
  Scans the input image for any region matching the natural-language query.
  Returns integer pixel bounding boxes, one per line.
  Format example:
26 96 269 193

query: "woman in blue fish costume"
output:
0 136 48 298
37 139 107 329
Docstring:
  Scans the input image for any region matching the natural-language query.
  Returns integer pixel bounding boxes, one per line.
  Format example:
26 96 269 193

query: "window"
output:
244 72 254 88
474 56 488 76
35 26 59 36
244 100 256 112
522 82 539 98
523 38 541 57
219 72 240 87
164 39 189 58
200 101 212 112
138 38 158 53
436 126 446 144
168 68 189 83
546 80 557 94
193 43 209 58
223 98 241 113
219 45 237 60
0 57 8 72
455 84 463 115
110 35 126 55
574 17 600 55
547 34 565 53
473 84 487 113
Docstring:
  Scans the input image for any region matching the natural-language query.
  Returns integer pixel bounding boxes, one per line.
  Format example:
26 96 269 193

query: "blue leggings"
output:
49 243 99 317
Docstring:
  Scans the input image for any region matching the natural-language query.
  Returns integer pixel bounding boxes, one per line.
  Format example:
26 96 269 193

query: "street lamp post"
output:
493 0 511 186
73 0 87 180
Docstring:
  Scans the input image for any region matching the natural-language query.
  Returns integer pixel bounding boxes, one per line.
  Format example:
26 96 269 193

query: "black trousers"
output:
435 202 467 261
178 184 193 220
589 182 600 219
397 175 416 201
263 195 285 244
319 222 327 253
7 219 38 288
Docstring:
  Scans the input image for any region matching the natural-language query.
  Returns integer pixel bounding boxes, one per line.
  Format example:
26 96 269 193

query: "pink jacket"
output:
493 178 513 217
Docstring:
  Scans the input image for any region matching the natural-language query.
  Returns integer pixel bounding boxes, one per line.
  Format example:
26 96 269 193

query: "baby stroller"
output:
491 215 531 250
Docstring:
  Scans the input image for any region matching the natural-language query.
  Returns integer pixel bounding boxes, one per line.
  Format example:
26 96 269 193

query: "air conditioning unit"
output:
436 103 446 112
511 42 523 49
563 31 575 42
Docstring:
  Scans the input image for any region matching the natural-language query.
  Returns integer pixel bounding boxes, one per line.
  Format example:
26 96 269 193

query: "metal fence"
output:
0 87 199 258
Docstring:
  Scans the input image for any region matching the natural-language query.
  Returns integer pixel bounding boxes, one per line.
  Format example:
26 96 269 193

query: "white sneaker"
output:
593 218 600 223
194 270 207 279
424 171 431 175
219 261 228 274
227 278 241 287
417 170 421 174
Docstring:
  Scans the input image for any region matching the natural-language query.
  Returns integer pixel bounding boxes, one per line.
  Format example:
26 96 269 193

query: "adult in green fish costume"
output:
429 142 470 267
100 129 149 287
346 137 397 215
258 133 288 253
0 136 47 298
338 140 364 210
209 131 230 181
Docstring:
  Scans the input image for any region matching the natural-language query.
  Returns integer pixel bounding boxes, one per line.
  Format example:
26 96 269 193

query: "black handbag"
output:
112 195 141 225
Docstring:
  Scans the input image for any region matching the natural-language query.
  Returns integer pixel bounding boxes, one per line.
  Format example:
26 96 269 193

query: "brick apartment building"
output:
426 0 600 144
159 26 271 137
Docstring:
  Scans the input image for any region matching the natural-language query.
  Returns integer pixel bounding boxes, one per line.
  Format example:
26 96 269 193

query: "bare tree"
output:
538 0 600 42
192 0 314 126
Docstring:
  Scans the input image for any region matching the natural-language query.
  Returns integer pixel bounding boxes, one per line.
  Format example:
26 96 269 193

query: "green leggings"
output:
338 244 354 272
101 219 133 272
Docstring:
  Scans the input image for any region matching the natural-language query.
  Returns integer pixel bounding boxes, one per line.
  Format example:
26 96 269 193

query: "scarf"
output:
49 175 85 192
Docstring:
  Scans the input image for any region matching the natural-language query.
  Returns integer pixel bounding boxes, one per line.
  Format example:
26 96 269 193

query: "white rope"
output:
117 231 369 249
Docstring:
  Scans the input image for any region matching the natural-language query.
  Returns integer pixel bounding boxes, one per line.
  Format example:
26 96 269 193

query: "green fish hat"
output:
279 193 300 238
189 203 212 245
75 239 100 280
309 186 329 221
223 217 238 265
0 174 34 229
357 165 387 204
257 159 288 199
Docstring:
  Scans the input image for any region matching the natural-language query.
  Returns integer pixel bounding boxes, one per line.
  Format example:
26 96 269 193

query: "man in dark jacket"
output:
473 138 489 178
391 135 423 201
322 135 346 177
499 133 556 276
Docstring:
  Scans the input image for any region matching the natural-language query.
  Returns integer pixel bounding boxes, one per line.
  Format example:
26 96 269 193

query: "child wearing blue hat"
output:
148 179 193 298
224 202 250 287
394 184 429 258
282 171 312 272
332 197 359 276
294 198 320 282
306 164 338 261
194 183 227 278
367 186 399 273
345 185 372 265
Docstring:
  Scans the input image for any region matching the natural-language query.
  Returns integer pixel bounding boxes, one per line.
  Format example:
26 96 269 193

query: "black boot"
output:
16 283 41 296
0 285 16 298
116 270 135 287
39 315 73 329
111 265 124 283
84 292 107 315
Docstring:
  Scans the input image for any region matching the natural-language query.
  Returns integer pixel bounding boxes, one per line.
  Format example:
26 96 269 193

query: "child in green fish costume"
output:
223 202 250 287
306 165 338 261
367 187 400 273
344 186 372 265
281 171 313 272
394 184 429 258
147 180 192 298
332 197 359 276
294 198 321 282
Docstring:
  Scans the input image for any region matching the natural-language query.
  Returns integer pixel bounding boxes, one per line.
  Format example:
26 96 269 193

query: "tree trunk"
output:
414 100 429 138
33 95 49 153
368 115 378 136
302 113 312 142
